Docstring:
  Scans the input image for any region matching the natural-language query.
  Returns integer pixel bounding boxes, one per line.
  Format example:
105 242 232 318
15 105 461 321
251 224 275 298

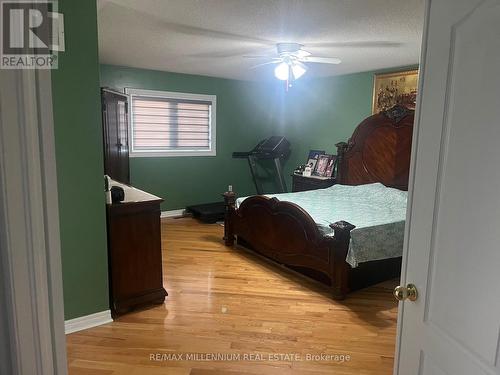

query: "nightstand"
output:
291 174 336 192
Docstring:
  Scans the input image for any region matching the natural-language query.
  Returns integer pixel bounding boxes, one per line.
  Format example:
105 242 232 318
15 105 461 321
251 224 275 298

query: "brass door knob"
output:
394 284 418 302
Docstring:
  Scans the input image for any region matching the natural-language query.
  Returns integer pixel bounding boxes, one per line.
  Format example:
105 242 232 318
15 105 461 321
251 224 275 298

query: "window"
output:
125 88 216 157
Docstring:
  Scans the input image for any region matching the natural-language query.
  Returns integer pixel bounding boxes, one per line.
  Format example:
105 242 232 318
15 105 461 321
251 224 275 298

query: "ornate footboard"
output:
222 190 355 299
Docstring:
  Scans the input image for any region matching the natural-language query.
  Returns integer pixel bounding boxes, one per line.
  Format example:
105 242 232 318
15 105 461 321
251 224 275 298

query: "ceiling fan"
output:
244 43 342 82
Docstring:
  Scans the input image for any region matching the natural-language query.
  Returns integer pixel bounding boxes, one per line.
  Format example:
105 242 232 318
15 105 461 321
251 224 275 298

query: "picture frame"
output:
306 150 325 172
325 155 336 177
372 69 419 114
313 154 331 177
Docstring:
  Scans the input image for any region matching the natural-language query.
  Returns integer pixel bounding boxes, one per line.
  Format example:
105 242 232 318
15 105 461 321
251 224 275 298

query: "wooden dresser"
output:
291 173 336 192
106 183 167 317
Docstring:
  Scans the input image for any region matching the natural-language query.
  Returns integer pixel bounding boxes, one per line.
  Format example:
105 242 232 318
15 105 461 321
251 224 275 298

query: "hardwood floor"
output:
67 217 399 375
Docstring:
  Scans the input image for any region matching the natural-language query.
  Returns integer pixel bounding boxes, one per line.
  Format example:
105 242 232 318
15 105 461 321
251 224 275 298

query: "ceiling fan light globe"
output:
291 62 307 79
274 62 290 80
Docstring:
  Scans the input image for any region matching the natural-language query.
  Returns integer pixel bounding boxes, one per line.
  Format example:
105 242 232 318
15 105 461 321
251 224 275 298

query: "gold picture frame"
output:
372 69 419 114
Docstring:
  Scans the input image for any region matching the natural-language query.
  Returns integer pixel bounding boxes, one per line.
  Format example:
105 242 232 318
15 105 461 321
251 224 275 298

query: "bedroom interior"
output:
3 0 500 374
50 0 423 373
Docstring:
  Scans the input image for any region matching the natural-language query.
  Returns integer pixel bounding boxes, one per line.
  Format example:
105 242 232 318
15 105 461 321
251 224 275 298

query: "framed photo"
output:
313 154 331 177
306 150 325 171
372 69 419 114
325 155 336 177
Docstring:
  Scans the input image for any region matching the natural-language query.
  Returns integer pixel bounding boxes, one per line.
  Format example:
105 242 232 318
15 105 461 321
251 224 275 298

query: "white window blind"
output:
126 89 216 157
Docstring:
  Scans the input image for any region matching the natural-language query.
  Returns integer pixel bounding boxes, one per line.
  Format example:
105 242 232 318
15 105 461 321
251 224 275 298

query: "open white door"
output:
395 0 500 374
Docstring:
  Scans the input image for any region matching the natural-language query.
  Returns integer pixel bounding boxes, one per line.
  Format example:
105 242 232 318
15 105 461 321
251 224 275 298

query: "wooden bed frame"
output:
223 105 415 299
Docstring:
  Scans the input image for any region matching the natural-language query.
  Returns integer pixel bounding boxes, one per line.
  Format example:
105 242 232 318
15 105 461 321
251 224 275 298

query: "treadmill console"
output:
232 136 290 194
233 136 290 159
253 136 290 158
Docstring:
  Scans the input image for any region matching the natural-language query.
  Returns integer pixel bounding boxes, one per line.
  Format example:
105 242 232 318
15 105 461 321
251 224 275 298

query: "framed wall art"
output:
372 69 419 114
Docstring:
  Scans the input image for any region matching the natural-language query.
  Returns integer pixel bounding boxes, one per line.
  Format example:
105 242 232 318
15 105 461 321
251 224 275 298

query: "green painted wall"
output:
52 0 109 319
100 65 392 210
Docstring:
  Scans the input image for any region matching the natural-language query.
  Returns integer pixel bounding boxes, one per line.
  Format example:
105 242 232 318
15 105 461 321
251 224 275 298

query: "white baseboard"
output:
65 310 113 334
161 209 186 218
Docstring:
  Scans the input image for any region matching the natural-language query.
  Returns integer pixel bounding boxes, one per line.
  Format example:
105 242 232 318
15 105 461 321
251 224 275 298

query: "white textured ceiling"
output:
97 0 424 81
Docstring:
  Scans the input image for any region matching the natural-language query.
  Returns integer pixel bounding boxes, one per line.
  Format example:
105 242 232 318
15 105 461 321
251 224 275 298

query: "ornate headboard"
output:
335 105 415 191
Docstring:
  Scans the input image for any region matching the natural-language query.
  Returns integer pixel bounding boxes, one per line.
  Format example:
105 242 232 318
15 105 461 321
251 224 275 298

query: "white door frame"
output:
0 67 67 374
393 0 431 373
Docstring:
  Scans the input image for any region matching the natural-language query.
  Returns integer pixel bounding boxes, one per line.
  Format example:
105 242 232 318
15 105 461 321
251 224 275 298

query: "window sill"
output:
129 150 216 158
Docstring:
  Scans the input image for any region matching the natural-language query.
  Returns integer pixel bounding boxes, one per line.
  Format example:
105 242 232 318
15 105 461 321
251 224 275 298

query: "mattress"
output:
236 183 407 267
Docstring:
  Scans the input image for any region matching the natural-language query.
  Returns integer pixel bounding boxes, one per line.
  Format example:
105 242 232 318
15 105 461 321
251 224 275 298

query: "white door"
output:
395 0 500 374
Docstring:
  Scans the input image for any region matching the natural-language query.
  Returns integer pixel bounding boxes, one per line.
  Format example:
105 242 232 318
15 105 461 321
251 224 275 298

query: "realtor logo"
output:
1 0 63 69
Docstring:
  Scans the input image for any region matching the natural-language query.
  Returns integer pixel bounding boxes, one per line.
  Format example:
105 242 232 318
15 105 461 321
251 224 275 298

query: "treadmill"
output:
186 136 290 223
233 136 291 195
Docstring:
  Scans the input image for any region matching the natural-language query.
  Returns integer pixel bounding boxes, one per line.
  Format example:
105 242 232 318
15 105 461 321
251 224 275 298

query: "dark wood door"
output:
102 89 130 184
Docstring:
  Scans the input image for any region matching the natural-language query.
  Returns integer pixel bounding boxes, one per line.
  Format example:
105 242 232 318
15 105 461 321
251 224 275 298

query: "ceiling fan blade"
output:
160 22 275 46
190 47 276 58
302 56 341 64
250 60 281 69
295 49 311 58
307 41 402 48
190 51 257 58
243 55 279 59
103 2 276 46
